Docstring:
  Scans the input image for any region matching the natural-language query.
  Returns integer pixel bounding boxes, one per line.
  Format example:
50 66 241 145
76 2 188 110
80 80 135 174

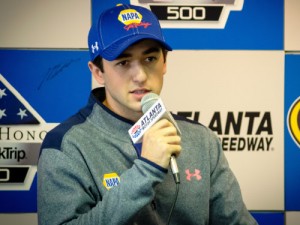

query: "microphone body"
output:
141 93 181 136
128 93 180 183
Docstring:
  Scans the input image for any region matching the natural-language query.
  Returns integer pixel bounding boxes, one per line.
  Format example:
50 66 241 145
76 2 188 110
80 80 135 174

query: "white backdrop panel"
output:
285 0 300 51
0 0 90 48
161 50 284 210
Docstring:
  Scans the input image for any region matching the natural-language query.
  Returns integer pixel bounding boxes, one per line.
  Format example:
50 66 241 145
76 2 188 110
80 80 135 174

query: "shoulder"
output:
173 113 217 140
41 102 95 152
173 113 223 162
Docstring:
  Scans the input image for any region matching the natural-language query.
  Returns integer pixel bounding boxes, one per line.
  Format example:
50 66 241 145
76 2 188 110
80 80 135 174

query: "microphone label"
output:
129 98 166 143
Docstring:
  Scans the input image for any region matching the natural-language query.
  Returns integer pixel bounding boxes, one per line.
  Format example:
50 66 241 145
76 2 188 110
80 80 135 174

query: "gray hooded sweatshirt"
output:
38 87 258 225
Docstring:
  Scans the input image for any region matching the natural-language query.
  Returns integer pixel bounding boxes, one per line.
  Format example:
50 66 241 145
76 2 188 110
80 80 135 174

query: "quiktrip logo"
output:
131 0 244 28
0 147 25 162
287 96 300 148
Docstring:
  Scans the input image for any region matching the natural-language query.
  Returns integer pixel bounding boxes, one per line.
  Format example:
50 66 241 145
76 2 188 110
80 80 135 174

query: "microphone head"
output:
141 93 159 113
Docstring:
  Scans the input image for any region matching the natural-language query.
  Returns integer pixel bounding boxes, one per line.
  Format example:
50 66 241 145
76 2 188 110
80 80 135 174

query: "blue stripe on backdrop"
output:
0 175 37 212
284 54 300 211
164 0 283 50
251 212 284 225
0 50 91 123
92 0 283 50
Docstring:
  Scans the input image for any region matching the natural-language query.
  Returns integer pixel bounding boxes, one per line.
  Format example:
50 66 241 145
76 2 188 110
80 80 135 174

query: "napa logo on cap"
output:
118 8 151 31
287 96 300 148
103 172 120 190
118 9 142 25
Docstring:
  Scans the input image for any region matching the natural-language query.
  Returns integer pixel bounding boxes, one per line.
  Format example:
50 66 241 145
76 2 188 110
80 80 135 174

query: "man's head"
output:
88 4 172 62
87 4 171 122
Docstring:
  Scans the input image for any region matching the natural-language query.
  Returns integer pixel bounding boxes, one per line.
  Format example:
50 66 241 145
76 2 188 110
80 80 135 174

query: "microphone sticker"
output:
128 98 166 143
131 124 142 139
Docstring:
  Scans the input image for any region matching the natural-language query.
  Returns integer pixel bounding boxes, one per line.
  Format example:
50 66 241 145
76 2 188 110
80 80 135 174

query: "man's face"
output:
95 40 167 122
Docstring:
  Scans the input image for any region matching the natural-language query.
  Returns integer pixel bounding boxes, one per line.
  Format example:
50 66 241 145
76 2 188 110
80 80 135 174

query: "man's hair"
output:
92 46 168 73
93 55 104 72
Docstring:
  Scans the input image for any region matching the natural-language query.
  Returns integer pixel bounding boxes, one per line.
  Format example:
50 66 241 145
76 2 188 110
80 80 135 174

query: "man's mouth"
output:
130 89 150 95
130 89 151 101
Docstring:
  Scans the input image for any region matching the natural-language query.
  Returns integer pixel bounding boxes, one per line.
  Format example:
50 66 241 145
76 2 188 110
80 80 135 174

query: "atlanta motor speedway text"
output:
176 111 274 151
221 136 273 151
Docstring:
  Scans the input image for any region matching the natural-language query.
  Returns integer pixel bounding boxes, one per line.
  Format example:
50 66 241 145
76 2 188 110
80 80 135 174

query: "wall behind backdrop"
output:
0 0 299 224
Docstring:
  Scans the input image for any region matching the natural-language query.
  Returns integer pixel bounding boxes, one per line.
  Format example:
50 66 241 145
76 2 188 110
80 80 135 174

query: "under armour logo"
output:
91 42 99 53
185 169 202 181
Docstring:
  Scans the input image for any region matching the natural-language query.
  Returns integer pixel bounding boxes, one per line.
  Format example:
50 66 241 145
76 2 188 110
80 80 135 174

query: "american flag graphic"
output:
0 50 90 213
0 76 39 125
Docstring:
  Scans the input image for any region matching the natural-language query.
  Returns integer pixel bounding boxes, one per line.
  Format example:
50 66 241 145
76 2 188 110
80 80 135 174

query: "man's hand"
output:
141 119 181 169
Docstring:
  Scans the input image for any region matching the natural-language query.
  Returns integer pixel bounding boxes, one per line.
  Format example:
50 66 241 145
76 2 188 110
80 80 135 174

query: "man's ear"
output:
163 58 167 76
162 50 168 76
88 61 105 85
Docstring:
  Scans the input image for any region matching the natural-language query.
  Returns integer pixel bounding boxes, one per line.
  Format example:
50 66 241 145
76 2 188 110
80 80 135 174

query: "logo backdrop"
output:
0 50 90 212
1 0 300 224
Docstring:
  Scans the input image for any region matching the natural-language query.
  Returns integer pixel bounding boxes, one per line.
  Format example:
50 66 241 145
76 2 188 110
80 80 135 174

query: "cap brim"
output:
101 35 172 61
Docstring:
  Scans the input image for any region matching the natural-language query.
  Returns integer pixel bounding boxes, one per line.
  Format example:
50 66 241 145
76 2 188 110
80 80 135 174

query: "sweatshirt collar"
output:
88 87 135 141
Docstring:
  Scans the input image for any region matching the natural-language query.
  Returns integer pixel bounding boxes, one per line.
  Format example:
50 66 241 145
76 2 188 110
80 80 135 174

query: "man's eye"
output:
117 60 128 66
146 56 156 62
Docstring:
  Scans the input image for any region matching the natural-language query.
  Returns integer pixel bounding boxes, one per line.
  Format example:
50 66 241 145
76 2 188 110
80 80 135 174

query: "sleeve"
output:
37 148 165 225
208 132 258 225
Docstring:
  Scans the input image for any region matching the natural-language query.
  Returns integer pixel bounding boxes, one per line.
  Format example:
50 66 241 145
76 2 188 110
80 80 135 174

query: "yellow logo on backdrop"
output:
287 96 300 148
103 173 120 190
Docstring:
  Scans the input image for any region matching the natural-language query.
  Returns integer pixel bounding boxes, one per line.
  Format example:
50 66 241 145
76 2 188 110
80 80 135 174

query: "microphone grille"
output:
141 93 159 113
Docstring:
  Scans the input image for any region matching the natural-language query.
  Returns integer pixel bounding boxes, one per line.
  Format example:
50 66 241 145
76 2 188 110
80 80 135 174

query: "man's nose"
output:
132 64 147 83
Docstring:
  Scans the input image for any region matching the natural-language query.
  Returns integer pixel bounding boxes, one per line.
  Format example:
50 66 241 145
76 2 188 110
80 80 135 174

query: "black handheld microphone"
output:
141 93 180 184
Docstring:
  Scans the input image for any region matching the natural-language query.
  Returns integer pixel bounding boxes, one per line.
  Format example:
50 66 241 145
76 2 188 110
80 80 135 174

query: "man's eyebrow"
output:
143 46 161 55
116 46 161 60
116 53 131 60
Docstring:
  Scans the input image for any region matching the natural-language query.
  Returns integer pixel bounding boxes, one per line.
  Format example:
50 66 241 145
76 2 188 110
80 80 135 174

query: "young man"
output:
38 4 258 225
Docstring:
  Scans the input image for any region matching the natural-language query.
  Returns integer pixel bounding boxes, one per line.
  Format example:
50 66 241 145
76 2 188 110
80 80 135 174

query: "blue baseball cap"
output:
88 4 172 61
